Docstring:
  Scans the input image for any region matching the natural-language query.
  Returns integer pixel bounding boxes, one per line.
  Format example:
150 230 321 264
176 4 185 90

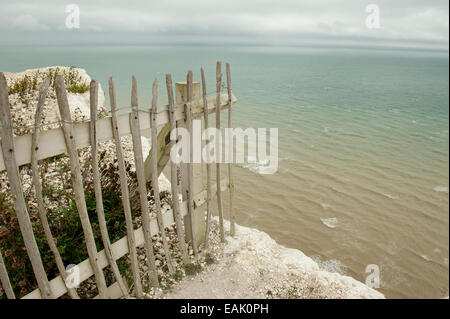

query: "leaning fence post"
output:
89 80 128 297
186 70 198 256
0 72 54 299
31 77 79 299
201 67 213 247
226 63 235 236
215 62 225 242
166 74 189 264
150 78 175 274
55 74 108 298
129 76 160 287
108 77 144 297
0 249 15 299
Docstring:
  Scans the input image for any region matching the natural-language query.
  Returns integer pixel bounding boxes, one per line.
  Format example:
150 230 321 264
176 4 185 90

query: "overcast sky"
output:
0 0 448 50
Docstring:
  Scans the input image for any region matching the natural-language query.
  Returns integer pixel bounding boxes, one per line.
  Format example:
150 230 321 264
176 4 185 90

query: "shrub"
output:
0 189 128 298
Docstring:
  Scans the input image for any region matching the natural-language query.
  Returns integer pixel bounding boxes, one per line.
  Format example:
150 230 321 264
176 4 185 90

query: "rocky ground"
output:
152 218 384 299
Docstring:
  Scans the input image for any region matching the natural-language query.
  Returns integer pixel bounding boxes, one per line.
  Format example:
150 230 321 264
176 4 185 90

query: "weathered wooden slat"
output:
109 77 143 298
151 79 175 274
89 80 129 297
215 62 225 242
129 76 159 287
186 70 198 256
54 75 108 298
226 63 236 236
0 72 54 299
30 78 79 299
23 179 229 299
200 67 213 248
143 122 171 182
0 249 15 299
166 74 189 264
0 94 236 173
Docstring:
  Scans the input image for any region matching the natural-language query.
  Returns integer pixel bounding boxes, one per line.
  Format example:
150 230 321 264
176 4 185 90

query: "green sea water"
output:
0 45 448 298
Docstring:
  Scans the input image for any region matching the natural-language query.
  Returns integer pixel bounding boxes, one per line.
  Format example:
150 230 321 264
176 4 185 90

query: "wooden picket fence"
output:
0 62 236 299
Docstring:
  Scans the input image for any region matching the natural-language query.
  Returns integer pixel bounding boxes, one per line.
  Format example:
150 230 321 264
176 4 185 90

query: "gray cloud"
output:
0 0 448 49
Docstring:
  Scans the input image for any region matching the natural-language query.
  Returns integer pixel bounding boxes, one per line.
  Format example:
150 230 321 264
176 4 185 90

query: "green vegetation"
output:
204 253 215 265
183 263 202 276
0 189 128 298
287 286 300 299
67 82 90 94
7 67 89 104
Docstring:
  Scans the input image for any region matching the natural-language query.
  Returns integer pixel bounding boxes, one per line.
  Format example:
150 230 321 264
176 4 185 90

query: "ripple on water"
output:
321 217 339 228
433 186 449 193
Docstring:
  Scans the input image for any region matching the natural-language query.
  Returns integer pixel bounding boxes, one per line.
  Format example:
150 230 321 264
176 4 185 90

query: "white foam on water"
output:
383 193 399 200
241 156 272 175
311 255 346 275
321 217 338 228
433 186 449 193
321 203 331 210
421 254 432 262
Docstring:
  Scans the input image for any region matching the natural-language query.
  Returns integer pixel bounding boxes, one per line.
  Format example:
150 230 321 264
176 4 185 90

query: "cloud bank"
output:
0 0 448 50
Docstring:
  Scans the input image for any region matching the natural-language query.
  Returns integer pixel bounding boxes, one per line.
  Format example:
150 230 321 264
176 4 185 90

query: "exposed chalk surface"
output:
163 218 384 299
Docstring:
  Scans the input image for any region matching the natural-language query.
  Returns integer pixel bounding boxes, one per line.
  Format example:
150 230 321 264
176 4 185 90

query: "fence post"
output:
215 62 225 242
129 76 160 287
226 63 235 236
0 249 15 299
0 72 54 299
30 77 80 299
55 74 108 298
108 77 144 297
186 70 199 257
89 80 129 297
166 74 189 264
201 67 213 248
150 78 175 274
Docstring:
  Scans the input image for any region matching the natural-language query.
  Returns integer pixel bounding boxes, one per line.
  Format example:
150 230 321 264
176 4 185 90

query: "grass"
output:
67 83 89 94
183 263 202 276
7 67 89 103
